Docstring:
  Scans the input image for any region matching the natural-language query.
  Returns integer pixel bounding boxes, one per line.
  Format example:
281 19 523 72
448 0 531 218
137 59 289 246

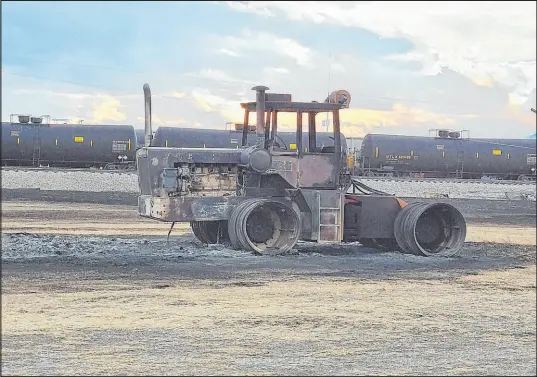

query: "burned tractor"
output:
137 83 467 257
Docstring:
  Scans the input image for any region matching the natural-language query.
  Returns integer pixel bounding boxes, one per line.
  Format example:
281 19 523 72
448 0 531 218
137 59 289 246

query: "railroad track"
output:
0 166 137 175
2 167 535 185
358 176 535 185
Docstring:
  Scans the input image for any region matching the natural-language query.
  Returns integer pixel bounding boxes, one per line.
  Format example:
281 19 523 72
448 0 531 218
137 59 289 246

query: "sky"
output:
2 1 536 138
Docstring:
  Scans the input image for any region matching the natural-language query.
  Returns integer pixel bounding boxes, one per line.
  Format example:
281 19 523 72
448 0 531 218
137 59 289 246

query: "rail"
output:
2 166 536 186
0 166 137 175
356 176 536 185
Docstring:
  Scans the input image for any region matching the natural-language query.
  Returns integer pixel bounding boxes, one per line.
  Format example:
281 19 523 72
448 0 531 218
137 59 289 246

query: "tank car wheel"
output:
517 175 530 181
104 163 119 170
228 199 300 255
394 202 466 257
121 163 136 171
190 221 229 244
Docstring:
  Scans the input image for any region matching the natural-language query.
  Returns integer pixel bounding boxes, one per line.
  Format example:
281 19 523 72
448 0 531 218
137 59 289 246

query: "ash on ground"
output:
3 233 535 282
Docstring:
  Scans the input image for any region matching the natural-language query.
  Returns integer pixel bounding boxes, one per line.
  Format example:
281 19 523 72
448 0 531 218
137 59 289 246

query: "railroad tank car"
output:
1 122 36 166
1 122 137 169
345 136 364 174
135 129 146 149
359 133 536 180
38 124 137 169
151 127 347 155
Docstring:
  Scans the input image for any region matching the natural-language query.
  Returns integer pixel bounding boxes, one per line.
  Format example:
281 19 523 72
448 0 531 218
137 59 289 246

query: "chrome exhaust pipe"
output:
143 83 152 147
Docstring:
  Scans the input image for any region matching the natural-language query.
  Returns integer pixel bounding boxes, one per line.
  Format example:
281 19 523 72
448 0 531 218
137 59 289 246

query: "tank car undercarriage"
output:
137 84 467 257
359 168 536 181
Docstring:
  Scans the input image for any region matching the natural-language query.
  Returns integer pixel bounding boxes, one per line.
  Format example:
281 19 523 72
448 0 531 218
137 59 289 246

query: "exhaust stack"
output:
143 83 152 147
252 85 269 146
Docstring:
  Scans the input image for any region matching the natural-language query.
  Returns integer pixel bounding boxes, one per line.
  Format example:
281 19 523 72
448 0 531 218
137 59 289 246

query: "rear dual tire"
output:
393 202 466 257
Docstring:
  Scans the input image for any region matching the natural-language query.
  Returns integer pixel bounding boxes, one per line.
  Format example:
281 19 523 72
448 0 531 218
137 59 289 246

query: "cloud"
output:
225 1 536 104
188 68 251 84
158 91 186 99
208 29 315 67
190 88 244 122
217 48 242 57
263 67 290 75
136 114 189 127
5 86 128 124
2 2 535 138
92 96 126 123
285 103 457 137
341 103 455 135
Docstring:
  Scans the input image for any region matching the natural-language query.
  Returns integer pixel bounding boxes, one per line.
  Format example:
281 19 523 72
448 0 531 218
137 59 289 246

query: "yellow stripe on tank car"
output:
475 152 479 159
128 139 131 150
90 140 93 147
17 137 20 145
410 150 414 157
375 146 379 158
442 151 445 158
507 153 510 159
165 140 168 147
56 139 59 146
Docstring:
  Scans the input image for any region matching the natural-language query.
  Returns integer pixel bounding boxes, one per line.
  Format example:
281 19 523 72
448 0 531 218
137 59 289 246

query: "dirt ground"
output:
1 197 536 376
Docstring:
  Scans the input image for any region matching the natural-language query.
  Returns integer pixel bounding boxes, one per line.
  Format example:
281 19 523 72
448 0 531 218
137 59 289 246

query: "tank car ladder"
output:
31 124 42 167
455 149 464 179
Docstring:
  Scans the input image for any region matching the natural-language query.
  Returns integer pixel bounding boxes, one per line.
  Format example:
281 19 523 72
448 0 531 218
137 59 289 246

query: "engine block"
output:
161 163 238 197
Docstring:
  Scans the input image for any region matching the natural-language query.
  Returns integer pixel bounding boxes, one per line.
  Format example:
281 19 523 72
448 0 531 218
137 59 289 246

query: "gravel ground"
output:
1 169 138 193
2 232 536 376
362 179 536 201
2 169 535 200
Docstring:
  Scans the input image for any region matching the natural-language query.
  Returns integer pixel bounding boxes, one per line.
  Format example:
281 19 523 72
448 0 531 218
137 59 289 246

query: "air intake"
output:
437 130 450 138
234 123 256 132
18 115 30 124
31 117 43 124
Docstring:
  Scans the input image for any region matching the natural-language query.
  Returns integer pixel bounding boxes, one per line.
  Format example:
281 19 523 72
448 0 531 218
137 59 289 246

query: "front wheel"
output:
228 199 301 255
190 220 229 244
